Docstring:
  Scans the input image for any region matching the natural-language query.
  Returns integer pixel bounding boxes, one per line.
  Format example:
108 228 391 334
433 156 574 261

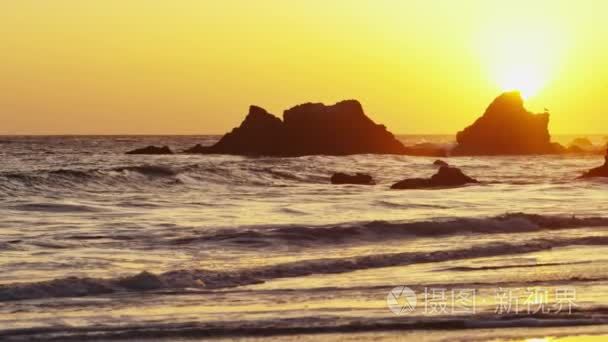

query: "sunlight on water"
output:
0 136 607 340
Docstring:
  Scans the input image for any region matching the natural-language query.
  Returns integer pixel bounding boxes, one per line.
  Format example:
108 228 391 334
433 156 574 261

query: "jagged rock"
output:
183 144 212 154
566 137 607 155
566 137 594 154
391 166 478 189
185 100 405 156
126 146 173 155
330 173 375 185
551 142 567 154
433 159 449 167
452 92 557 155
430 166 478 186
566 145 585 154
570 137 593 149
581 149 608 178
282 100 405 155
209 105 286 155
390 178 431 189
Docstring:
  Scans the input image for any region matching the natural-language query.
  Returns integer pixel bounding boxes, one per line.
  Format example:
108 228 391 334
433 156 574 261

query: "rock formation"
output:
206 105 287 155
281 100 405 155
452 92 557 155
565 137 607 154
183 144 211 154
126 146 173 155
330 173 375 185
433 159 449 167
184 100 406 156
581 148 608 178
566 137 593 154
391 166 478 189
570 137 593 150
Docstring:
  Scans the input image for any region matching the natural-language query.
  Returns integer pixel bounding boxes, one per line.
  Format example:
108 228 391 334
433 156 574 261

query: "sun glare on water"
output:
479 21 566 99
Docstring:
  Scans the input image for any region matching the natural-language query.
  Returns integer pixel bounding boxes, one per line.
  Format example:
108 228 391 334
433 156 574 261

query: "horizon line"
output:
0 133 606 137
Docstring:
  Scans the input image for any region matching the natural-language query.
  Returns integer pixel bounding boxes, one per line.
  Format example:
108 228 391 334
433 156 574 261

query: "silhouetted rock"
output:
566 137 594 154
126 146 173 155
185 100 405 156
453 92 556 155
330 172 375 185
430 166 478 186
433 159 449 167
570 137 593 149
551 142 567 154
209 105 286 155
390 178 431 189
282 100 405 155
391 166 478 189
566 137 606 154
581 149 608 178
566 145 585 154
183 144 212 154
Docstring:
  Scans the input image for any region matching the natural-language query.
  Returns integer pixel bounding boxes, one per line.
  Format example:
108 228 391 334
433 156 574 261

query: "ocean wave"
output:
374 200 449 209
111 165 178 177
169 213 608 247
0 241 21 251
47 169 93 178
0 162 324 193
2 311 607 341
9 203 104 213
2 235 607 302
440 261 591 272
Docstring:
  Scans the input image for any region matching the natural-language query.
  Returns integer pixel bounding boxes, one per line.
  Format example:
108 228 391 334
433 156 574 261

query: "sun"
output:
477 20 566 99
497 63 545 100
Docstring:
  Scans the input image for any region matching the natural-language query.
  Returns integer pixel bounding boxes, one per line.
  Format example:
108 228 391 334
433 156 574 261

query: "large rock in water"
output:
330 172 375 185
452 92 556 155
281 100 405 155
391 166 478 189
581 149 608 178
208 105 287 155
126 146 173 155
186 100 405 156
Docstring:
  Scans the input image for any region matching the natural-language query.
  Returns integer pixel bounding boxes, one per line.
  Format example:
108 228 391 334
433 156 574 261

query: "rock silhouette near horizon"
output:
565 137 606 154
433 159 449 167
204 105 287 155
129 93 584 157
330 173 375 185
452 92 559 155
581 148 608 178
126 146 173 155
184 100 406 156
391 166 478 189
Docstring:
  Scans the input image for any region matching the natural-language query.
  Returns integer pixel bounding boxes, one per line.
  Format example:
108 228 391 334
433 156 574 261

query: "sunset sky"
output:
1 0 607 135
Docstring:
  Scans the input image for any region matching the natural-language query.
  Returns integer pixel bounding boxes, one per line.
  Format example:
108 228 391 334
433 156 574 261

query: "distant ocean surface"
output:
1 135 607 341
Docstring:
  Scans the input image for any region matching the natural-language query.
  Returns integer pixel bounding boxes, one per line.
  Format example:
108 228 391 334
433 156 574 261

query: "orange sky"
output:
0 0 607 135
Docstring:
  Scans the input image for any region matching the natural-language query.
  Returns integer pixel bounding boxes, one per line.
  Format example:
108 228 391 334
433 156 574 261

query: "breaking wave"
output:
2 311 608 341
169 213 608 247
0 162 327 194
2 235 607 302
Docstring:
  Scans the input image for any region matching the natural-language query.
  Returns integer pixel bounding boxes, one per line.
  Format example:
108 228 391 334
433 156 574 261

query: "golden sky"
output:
0 0 607 134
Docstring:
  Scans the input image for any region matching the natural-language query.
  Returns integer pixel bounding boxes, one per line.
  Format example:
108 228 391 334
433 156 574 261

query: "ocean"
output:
1 135 607 341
